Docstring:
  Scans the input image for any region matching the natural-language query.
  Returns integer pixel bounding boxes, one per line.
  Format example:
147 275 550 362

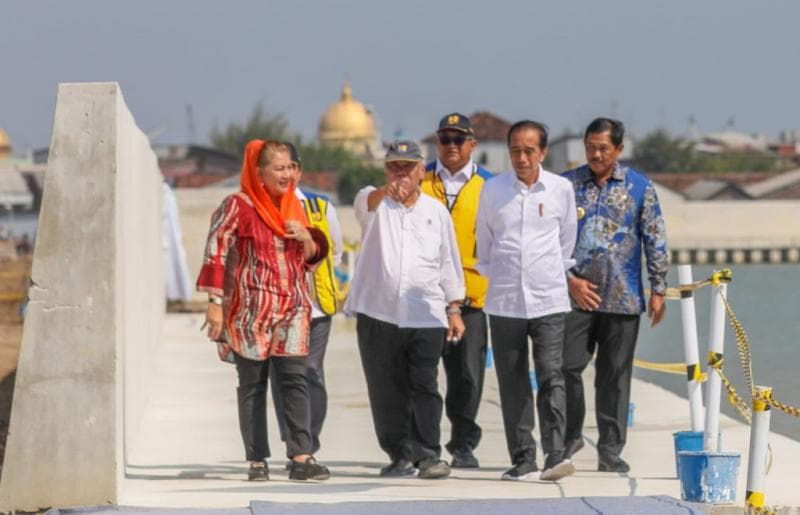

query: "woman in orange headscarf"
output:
197 140 330 481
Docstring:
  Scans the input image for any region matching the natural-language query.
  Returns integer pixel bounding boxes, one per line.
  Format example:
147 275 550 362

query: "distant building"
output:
547 132 634 173
743 168 800 199
422 111 512 173
695 131 769 154
0 129 43 211
648 168 800 200
0 168 35 212
155 144 240 188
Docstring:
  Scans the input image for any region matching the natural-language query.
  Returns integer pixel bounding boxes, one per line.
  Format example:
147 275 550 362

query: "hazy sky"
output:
2 0 799 152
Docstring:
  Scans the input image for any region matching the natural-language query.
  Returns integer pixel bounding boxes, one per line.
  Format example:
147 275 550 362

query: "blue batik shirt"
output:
562 164 668 315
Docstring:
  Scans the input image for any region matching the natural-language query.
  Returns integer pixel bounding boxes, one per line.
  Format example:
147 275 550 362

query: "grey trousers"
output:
563 309 641 459
271 315 332 454
489 312 567 464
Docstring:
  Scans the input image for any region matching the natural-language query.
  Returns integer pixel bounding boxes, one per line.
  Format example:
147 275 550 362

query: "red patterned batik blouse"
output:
197 192 327 362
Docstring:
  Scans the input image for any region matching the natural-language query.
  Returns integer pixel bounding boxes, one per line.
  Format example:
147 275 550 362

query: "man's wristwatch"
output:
209 296 222 305
446 305 461 316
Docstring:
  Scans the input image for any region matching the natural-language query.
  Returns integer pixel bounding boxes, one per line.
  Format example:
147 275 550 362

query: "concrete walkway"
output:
117 314 800 511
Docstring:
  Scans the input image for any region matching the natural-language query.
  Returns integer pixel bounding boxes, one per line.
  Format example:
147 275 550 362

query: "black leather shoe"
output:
289 457 330 480
598 455 630 473
450 448 479 469
565 438 585 459
379 458 415 477
248 460 269 481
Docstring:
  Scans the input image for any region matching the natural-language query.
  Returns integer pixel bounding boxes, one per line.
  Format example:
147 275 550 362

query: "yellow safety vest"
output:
420 164 493 309
302 192 339 315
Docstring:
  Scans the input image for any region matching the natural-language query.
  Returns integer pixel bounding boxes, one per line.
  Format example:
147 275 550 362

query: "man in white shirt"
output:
476 121 577 482
271 142 344 459
345 140 466 480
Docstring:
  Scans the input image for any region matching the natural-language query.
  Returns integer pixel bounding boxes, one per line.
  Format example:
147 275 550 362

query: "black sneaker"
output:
450 448 479 469
285 460 293 471
598 455 630 473
379 458 416 477
501 460 538 481
248 460 269 481
565 438 585 459
288 457 330 481
417 459 451 479
540 452 575 481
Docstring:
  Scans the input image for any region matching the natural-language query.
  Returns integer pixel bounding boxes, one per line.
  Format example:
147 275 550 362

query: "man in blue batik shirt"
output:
561 117 668 473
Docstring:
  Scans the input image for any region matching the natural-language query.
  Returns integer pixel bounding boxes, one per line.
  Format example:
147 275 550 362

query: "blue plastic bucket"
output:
673 431 722 478
673 431 704 477
677 451 740 503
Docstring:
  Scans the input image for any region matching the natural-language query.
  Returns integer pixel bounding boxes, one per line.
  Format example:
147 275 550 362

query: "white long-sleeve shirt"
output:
345 186 465 328
295 189 344 319
476 168 577 319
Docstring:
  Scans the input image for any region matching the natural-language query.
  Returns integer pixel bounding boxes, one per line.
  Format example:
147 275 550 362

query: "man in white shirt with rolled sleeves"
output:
346 140 466 480
476 120 577 482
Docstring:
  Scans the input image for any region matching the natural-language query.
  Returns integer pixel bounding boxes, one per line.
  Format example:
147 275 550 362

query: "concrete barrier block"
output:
0 82 163 510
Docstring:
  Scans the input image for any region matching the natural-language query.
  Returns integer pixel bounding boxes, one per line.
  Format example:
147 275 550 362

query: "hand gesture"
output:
285 220 312 244
568 276 602 311
386 179 416 204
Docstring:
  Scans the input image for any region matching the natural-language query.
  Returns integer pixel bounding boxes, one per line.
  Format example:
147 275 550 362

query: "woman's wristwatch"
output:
209 296 222 305
445 305 461 316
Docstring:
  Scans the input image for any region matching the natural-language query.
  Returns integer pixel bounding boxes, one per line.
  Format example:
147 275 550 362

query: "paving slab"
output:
116 314 800 512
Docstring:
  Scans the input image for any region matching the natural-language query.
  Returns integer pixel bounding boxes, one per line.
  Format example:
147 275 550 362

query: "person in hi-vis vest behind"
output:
271 142 343 459
421 113 493 469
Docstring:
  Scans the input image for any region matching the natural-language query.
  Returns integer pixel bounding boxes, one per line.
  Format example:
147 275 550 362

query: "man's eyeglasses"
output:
438 134 469 146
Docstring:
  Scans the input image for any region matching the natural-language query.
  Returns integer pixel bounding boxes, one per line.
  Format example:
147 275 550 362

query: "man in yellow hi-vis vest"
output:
271 142 343 457
421 113 494 469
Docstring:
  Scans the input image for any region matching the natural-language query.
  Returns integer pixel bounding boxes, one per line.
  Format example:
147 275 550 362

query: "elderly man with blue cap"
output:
346 140 466 480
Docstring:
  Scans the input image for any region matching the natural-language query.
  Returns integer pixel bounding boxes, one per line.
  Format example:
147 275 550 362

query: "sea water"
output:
635 265 800 442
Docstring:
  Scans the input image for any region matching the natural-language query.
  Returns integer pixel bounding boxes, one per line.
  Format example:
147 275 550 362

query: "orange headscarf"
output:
240 139 308 238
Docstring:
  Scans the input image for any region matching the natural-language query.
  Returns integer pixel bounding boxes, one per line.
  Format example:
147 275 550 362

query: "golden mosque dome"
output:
0 128 10 158
318 82 377 145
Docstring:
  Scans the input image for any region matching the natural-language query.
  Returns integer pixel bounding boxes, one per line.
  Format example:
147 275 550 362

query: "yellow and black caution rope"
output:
635 269 733 376
719 292 800 418
659 268 733 300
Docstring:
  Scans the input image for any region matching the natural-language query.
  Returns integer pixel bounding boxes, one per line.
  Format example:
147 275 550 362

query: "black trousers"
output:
442 307 487 453
271 315 332 454
356 313 445 465
563 310 641 458
489 312 567 464
234 353 311 461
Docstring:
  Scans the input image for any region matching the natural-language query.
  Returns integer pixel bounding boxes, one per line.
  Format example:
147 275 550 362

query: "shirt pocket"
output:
411 216 441 266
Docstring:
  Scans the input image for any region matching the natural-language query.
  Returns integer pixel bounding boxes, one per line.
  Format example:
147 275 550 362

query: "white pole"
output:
745 386 772 512
678 265 705 432
704 282 727 451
